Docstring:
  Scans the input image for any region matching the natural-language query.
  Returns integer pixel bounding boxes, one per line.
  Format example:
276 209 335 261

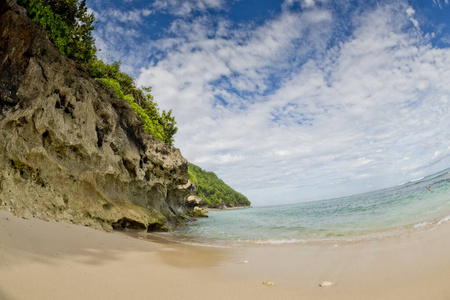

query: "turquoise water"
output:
169 168 450 245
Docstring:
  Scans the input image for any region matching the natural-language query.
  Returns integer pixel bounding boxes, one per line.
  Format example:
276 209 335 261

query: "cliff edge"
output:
0 0 193 232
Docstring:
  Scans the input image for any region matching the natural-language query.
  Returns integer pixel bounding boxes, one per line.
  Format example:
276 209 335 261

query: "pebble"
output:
319 281 333 287
263 281 274 286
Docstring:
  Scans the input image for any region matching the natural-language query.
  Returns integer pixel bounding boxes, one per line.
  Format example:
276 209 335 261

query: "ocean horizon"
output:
162 168 450 246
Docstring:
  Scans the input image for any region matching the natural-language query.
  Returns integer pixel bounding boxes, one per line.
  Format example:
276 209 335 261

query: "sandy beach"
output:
1 209 450 300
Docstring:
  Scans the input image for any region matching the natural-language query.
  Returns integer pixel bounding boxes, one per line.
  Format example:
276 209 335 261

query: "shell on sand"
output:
319 281 333 287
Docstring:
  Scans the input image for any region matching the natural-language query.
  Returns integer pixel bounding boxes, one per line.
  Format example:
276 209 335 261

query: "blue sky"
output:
86 0 450 206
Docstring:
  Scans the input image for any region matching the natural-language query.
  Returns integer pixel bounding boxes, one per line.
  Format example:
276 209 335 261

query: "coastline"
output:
1 209 450 299
206 205 252 211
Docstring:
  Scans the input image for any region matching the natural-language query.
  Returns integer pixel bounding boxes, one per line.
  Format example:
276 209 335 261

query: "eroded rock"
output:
186 195 204 207
0 0 193 232
188 206 208 218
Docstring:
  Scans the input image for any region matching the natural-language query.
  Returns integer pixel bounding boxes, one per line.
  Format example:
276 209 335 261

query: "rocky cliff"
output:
0 0 194 232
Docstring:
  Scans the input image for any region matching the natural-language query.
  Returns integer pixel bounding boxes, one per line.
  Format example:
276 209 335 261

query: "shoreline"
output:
1 209 450 299
183 205 450 247
205 205 252 211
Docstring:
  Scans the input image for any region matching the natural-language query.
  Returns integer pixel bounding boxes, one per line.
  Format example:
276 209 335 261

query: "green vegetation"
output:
95 75 176 144
188 164 251 208
187 209 208 218
17 0 96 64
18 0 177 146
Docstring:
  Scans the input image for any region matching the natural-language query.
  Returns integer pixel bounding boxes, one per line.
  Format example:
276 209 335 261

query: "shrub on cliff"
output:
17 0 96 64
97 77 167 142
93 61 177 146
188 164 251 207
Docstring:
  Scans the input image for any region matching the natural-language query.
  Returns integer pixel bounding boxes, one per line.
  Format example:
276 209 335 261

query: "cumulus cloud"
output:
405 6 420 29
282 0 325 10
138 8 333 109
88 5 157 74
152 0 225 15
95 7 153 24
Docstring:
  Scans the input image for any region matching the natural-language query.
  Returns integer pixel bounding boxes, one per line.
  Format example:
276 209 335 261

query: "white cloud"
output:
89 6 159 74
282 0 326 10
405 6 420 29
433 0 449 9
441 35 450 45
95 8 153 24
138 8 333 106
152 0 225 16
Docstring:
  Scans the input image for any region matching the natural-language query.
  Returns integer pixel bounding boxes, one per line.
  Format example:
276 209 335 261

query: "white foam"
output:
411 214 450 232
411 176 425 182
437 215 450 226
414 221 432 228
243 238 306 245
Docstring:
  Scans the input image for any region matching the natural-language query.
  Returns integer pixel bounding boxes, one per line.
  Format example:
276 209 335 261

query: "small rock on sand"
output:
319 281 333 287
263 281 274 286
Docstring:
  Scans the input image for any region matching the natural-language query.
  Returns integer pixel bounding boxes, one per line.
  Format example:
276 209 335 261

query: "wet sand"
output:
1 209 450 299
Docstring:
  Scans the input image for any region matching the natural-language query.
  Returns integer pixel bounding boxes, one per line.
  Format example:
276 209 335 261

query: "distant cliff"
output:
188 164 251 208
0 0 194 232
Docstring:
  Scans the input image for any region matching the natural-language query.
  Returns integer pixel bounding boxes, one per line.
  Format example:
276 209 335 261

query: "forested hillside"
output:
188 164 251 208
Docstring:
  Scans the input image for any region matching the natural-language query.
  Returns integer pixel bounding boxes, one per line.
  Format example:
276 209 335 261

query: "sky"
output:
85 0 450 206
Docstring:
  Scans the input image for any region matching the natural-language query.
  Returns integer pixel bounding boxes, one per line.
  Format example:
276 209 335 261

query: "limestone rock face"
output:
186 195 204 207
0 1 191 231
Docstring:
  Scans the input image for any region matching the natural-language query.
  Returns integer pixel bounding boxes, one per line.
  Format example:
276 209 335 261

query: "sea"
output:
162 168 450 246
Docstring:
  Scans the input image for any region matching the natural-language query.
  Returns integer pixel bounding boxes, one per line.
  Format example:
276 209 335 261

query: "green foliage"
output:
131 86 177 146
188 164 251 207
97 78 170 144
87 59 134 95
18 0 96 64
188 209 208 218
89 61 178 146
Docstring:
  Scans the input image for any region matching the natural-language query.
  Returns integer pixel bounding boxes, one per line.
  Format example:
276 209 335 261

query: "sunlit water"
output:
163 168 450 246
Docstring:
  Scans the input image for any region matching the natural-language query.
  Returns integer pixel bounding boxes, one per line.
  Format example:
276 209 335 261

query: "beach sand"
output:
1 209 450 300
